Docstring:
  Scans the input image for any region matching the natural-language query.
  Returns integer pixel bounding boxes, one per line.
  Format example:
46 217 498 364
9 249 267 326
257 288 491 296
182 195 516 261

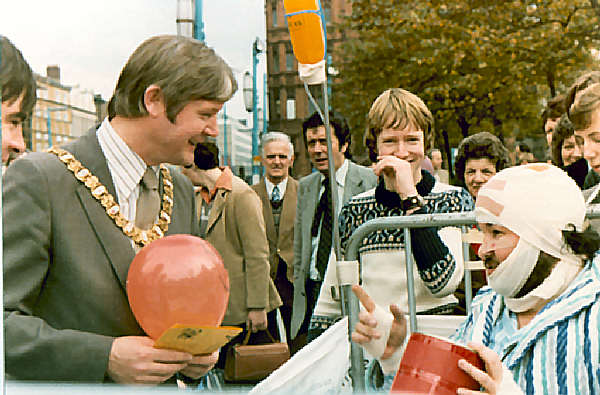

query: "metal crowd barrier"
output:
342 206 600 391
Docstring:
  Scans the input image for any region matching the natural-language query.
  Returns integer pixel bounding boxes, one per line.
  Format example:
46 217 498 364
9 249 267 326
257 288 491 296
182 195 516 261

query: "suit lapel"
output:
279 178 297 242
256 180 276 242
66 128 135 289
206 189 227 235
342 162 364 204
303 174 320 234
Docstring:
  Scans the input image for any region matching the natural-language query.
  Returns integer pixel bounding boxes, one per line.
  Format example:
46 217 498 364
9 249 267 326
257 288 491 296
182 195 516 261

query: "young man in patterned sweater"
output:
309 88 474 338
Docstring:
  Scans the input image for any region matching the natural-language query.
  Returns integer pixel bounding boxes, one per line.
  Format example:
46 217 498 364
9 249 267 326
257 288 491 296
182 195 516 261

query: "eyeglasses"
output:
265 154 289 160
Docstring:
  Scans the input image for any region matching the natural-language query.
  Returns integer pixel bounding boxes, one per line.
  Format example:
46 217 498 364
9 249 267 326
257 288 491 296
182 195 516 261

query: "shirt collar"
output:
97 118 158 200
201 167 233 204
265 177 288 199
320 158 349 188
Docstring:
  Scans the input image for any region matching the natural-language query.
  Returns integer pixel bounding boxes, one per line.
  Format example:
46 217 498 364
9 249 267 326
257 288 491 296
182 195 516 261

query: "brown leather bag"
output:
224 329 290 383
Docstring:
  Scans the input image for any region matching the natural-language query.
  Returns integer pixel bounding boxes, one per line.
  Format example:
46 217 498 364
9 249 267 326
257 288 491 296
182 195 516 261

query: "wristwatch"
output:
401 194 425 212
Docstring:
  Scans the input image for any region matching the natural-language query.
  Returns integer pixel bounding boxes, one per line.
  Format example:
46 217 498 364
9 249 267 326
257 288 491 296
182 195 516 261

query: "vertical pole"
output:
252 39 259 184
263 72 268 137
194 0 205 42
223 104 228 166
46 109 53 148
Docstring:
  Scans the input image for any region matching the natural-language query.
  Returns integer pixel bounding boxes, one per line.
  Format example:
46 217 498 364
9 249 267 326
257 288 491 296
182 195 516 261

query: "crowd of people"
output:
2 33 600 394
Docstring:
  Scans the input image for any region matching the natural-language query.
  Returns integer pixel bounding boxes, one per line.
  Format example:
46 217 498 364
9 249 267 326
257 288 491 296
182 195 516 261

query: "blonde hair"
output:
365 88 434 162
108 35 237 122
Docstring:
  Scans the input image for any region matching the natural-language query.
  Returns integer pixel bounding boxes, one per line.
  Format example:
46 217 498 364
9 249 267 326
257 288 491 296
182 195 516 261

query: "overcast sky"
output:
0 0 267 120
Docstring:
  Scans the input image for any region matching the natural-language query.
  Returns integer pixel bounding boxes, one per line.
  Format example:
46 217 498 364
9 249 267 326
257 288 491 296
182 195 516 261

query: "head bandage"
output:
475 164 585 261
475 164 585 310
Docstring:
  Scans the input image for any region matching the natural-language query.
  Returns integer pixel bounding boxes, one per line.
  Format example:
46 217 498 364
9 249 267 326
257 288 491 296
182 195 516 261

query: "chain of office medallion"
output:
47 147 173 246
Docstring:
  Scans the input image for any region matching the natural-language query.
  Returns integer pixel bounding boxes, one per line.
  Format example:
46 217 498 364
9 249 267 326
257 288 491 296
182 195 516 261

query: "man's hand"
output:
372 155 417 198
107 336 192 385
457 342 504 395
351 285 408 359
247 309 267 333
179 350 219 379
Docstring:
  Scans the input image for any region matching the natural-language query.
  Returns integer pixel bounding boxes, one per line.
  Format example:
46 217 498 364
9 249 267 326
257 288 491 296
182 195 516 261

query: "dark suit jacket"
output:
3 128 199 381
290 161 377 338
251 177 298 284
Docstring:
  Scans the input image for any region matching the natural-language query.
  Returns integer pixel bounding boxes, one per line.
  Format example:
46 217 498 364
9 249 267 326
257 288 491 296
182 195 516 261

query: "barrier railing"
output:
342 206 600 391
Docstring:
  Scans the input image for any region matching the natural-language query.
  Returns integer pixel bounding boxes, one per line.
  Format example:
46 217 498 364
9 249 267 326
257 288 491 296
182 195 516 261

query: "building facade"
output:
265 0 352 177
30 66 100 152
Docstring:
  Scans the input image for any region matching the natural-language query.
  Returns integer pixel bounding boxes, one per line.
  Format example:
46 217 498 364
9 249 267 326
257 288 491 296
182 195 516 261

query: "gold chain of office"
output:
47 147 173 247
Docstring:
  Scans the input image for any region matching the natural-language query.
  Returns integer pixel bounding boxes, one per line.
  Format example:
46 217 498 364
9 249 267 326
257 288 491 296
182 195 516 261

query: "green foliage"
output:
332 0 599 157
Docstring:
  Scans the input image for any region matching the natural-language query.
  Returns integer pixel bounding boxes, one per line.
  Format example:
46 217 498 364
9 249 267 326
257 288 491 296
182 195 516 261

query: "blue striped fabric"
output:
451 260 600 394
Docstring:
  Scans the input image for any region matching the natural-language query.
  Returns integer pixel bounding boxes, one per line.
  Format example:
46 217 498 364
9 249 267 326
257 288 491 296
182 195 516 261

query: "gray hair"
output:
261 131 294 159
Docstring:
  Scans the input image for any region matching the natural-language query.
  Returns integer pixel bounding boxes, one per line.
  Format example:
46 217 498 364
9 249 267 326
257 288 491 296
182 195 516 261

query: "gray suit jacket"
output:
3 128 199 381
290 161 377 338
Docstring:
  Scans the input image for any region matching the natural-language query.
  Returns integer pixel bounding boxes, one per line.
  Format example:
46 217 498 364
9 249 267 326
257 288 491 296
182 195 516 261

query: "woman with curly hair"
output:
454 132 511 200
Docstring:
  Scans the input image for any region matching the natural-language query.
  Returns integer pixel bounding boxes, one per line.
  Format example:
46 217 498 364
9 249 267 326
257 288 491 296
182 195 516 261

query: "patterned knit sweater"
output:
310 170 474 335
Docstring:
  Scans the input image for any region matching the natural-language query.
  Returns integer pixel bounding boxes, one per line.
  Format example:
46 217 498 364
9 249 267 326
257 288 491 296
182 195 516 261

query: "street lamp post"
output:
194 0 205 42
251 38 263 183
242 38 265 184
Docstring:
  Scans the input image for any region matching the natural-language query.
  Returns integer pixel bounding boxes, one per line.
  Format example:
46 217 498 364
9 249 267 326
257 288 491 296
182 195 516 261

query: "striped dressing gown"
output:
452 261 600 395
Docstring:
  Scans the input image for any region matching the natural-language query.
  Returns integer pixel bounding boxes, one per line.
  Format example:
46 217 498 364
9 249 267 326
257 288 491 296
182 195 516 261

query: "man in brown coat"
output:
252 132 298 350
182 142 281 368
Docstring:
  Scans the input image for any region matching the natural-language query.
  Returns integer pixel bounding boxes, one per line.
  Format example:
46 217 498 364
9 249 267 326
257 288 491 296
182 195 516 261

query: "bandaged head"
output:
475 164 585 310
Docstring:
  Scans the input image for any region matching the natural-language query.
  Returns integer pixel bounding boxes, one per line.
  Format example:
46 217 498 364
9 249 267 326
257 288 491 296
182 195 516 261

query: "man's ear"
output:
340 141 349 154
143 85 166 118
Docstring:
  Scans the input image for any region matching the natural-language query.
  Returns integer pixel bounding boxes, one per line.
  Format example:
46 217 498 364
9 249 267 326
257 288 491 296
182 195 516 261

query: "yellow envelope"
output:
154 324 243 354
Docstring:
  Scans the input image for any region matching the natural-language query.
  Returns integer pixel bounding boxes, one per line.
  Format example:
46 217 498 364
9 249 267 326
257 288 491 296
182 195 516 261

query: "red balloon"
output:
127 234 230 340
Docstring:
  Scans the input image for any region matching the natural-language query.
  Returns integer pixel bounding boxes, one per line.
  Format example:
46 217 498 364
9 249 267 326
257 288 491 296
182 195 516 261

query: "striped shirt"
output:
96 118 159 224
450 261 600 395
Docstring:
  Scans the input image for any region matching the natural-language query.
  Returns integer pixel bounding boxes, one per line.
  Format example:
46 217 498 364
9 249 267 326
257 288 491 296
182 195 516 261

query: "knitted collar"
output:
375 169 435 208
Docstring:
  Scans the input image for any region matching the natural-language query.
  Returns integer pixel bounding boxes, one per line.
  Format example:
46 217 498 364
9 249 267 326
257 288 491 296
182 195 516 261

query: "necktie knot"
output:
135 168 161 232
141 168 159 191
272 185 281 202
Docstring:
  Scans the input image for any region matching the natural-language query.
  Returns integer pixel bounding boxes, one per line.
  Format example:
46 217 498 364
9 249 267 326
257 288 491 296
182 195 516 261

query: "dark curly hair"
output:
551 114 576 167
193 142 220 170
454 132 511 186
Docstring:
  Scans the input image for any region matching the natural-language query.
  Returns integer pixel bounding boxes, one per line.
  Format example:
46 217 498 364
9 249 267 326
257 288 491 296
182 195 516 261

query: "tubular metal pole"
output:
320 81 365 391
462 225 473 315
403 228 418 332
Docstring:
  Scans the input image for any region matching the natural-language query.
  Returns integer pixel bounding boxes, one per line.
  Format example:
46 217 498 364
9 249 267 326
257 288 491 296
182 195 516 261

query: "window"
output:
272 1 278 27
285 42 294 71
286 87 296 120
271 44 280 73
323 6 331 24
270 88 281 120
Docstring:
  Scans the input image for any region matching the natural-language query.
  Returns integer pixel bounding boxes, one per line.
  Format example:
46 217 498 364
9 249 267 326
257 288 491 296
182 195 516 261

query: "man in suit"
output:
3 35 237 384
182 142 281 370
251 132 298 348
0 36 36 172
290 111 377 348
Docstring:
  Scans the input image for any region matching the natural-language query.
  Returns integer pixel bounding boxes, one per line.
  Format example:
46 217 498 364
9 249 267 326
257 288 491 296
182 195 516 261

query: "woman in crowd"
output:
454 132 511 201
309 88 474 342
551 114 587 188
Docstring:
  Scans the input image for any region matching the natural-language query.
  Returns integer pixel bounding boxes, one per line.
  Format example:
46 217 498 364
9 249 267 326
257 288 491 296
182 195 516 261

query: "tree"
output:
332 0 599 164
